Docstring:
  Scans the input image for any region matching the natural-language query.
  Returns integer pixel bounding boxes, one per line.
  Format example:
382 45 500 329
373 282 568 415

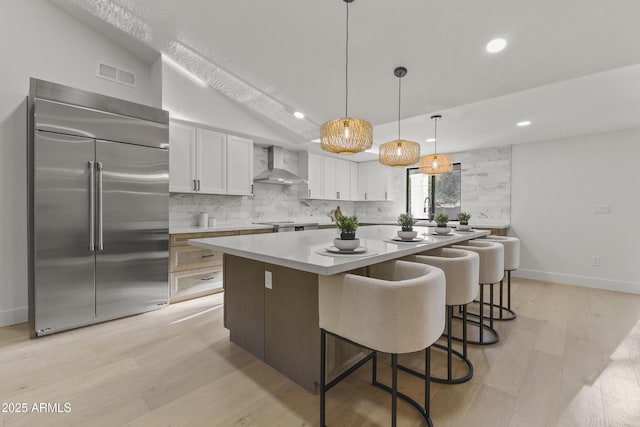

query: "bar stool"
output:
483 236 520 320
319 260 445 427
451 240 504 345
403 248 479 384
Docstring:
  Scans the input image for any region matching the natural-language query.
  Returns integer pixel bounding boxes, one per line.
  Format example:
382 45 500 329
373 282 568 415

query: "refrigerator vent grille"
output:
96 61 136 87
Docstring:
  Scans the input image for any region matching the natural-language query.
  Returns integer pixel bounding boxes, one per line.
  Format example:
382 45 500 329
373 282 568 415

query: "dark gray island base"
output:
190 225 490 393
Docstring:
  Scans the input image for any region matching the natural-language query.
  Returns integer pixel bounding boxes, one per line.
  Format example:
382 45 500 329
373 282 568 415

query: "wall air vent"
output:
96 61 136 87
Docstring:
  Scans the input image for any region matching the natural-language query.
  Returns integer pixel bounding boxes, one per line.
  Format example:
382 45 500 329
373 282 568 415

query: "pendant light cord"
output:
433 117 438 154
397 76 402 140
345 2 349 118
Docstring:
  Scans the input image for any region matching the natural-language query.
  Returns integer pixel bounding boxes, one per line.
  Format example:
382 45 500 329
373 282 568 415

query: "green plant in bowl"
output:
397 212 417 231
435 213 449 227
457 212 472 225
336 215 359 240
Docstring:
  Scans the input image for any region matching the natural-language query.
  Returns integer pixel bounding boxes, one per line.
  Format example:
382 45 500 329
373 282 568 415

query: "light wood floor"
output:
1 277 639 427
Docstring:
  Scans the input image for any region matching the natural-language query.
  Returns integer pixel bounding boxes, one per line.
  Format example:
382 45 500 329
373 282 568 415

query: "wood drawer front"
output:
170 230 238 247
171 245 223 272
170 267 223 302
238 228 273 235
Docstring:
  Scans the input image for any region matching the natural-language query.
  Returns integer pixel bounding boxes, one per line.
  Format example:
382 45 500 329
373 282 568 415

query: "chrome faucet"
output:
423 197 431 220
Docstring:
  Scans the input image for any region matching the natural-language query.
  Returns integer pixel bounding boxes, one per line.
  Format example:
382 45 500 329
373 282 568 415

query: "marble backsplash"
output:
170 145 510 227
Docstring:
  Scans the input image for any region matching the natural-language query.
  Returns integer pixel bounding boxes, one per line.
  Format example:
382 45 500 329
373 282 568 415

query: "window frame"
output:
406 163 462 220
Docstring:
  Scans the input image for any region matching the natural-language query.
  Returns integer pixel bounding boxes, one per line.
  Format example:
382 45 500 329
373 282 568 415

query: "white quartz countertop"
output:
189 225 490 276
170 224 274 234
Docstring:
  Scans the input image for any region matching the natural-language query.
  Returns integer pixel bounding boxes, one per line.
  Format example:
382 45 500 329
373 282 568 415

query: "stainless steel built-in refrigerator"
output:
28 79 170 336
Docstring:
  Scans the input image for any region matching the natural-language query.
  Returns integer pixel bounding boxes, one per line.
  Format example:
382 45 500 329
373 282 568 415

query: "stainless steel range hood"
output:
253 146 307 185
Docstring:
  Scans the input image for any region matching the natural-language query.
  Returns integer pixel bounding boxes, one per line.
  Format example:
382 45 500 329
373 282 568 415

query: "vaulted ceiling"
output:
50 0 640 156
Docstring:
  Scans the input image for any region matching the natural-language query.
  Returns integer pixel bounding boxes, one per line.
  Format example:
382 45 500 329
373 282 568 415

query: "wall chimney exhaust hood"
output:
253 146 307 185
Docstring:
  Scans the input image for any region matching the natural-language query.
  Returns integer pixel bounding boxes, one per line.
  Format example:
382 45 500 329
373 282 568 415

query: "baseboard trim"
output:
0 306 28 327
513 269 640 295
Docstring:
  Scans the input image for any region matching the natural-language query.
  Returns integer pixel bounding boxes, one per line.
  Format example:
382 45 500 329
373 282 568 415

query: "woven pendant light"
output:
419 114 453 174
320 0 372 155
379 67 420 167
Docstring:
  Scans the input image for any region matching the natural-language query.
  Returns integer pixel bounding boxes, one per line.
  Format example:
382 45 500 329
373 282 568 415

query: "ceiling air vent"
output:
96 61 136 87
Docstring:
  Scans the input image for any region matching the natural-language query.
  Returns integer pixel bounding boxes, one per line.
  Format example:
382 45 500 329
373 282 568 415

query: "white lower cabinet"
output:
169 121 253 195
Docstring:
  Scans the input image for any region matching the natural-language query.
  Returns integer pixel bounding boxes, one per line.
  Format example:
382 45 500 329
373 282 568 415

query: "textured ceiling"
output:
50 0 640 156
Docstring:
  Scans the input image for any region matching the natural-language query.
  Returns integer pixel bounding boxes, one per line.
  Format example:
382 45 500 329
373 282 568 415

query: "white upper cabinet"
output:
169 122 197 193
169 121 253 195
197 128 227 194
358 161 392 201
322 156 337 200
226 135 254 195
349 162 358 201
335 159 351 201
298 152 324 199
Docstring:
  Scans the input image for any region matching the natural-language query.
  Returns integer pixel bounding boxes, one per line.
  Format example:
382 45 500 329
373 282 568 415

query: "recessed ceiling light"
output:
486 38 507 53
425 138 436 142
517 120 532 127
293 111 305 119
311 138 321 143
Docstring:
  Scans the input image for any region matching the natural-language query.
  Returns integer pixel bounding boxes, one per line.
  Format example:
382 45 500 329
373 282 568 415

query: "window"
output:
406 164 461 220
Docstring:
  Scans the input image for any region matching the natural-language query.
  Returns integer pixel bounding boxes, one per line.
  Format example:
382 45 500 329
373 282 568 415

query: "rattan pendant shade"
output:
379 67 420 167
419 153 453 174
321 0 372 155
419 114 453 174
321 118 373 154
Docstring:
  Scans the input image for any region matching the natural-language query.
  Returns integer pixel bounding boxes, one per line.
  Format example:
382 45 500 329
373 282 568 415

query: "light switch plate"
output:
265 271 272 289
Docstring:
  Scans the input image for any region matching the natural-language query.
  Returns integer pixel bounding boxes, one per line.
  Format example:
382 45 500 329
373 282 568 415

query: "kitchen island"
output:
190 225 489 392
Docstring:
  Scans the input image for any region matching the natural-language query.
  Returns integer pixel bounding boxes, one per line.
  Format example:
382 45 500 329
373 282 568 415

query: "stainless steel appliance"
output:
27 79 170 337
253 146 307 185
255 221 320 232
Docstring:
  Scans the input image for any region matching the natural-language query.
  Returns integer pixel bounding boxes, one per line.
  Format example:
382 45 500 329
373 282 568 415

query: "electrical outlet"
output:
593 205 610 215
592 256 600 267
265 271 272 289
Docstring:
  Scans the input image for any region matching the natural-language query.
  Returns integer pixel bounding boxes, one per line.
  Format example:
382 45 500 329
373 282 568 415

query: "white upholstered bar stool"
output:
319 260 445 427
483 236 520 320
403 248 479 384
451 240 504 345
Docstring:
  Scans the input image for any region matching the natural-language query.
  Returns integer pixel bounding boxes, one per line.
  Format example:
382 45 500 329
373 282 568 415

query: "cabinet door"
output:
169 122 197 193
368 161 390 201
307 152 324 199
227 135 253 195
358 162 369 200
323 156 337 199
335 159 351 201
350 162 358 201
197 128 227 194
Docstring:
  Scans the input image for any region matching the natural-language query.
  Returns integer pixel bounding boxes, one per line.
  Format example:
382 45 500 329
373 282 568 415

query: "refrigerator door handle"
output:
97 161 104 251
88 161 95 251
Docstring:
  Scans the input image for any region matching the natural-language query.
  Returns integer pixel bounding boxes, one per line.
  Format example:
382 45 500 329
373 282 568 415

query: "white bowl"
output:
333 238 360 251
397 230 418 240
434 227 451 235
457 224 471 231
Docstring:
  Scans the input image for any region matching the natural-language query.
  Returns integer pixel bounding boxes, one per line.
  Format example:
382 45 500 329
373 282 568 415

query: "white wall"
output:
0 0 157 326
511 128 640 294
161 57 301 145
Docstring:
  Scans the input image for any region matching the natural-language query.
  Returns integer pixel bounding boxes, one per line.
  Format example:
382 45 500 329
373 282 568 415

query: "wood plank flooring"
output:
1 277 639 426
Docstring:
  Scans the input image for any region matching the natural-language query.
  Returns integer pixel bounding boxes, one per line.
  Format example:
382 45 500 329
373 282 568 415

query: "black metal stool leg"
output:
462 305 468 358
479 284 484 343
391 354 398 427
320 329 326 427
425 347 431 419
447 306 453 380
490 283 494 330
499 279 504 320
507 270 512 310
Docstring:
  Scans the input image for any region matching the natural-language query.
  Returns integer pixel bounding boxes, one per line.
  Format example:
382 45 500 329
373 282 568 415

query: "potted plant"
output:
334 215 360 250
433 213 451 235
457 212 472 230
397 212 418 240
